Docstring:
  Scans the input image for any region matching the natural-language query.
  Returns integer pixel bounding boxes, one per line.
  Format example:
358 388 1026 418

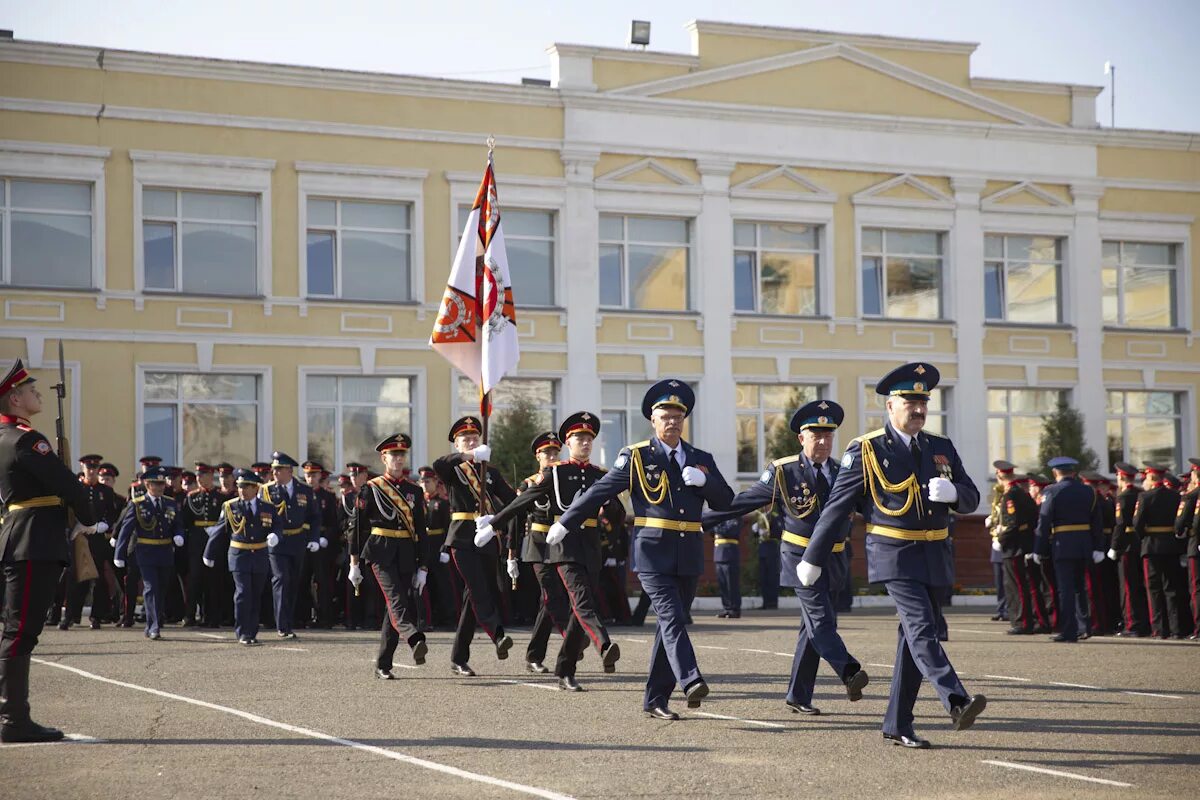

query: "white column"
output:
560 148 601 414
1070 182 1108 462
950 176 988 484
695 159 737 477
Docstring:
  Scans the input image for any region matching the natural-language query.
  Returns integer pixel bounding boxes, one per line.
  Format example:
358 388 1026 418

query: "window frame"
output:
985 386 1070 473
598 213 694 312
1100 238 1183 330
858 225 948 321
141 187 261 296
453 204 559 309
982 233 1065 324
306 196 415 302
452 372 562 433
732 219 824 317
734 381 826 478
1104 387 1187 473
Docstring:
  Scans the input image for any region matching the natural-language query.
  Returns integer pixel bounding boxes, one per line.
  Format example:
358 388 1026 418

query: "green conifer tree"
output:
1037 399 1099 472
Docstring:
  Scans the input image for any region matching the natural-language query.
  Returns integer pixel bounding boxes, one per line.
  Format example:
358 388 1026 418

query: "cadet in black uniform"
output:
417 466 458 629
304 461 338 628
347 434 429 679
1133 464 1189 638
1107 463 1150 636
180 462 222 627
0 360 100 742
1177 459 1200 638
63 454 118 630
993 472 1039 634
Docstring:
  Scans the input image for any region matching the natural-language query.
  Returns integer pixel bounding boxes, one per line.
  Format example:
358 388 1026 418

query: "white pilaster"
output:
696 159 737 477
950 176 988 484
561 149 601 414
1070 182 1108 462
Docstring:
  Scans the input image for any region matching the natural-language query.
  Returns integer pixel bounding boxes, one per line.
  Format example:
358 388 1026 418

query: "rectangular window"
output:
1 178 93 288
1106 390 1183 472
984 234 1063 323
306 375 415 471
309 198 413 301
457 206 555 306
143 372 260 466
142 188 258 296
597 381 695 468
736 383 821 475
598 214 691 311
863 385 949 436
733 221 821 315
1102 241 1179 328
986 388 1066 472
861 228 944 319
456 377 558 431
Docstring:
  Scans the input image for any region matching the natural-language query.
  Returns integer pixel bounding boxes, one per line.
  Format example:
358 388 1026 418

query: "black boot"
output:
0 656 64 744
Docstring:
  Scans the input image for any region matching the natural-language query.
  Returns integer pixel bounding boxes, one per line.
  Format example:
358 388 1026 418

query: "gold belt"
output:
866 524 948 542
230 540 267 551
782 531 845 553
138 537 172 546
369 527 412 539
6 496 61 511
530 518 598 533
1051 524 1091 534
193 520 218 526
714 537 740 546
283 524 310 535
634 517 702 533
1144 526 1174 534
426 528 446 536
451 512 479 521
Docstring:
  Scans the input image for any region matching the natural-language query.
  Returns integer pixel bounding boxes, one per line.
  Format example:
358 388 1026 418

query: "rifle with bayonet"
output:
53 341 98 582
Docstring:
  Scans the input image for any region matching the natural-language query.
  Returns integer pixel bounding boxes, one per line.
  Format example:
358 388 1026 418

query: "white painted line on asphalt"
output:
0 733 101 748
867 663 894 670
740 648 773 654
693 711 786 729
1121 690 1184 700
194 632 227 640
1048 681 1102 690
949 628 1001 635
695 645 728 650
273 647 308 652
984 674 1031 682
496 679 560 692
32 658 576 800
982 759 1133 787
619 637 649 643
772 652 794 658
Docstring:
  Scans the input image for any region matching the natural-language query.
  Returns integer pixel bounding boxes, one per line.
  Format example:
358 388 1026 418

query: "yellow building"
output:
1 20 1196 484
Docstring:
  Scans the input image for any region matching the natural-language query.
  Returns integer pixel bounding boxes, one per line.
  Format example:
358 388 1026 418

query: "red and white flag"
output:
429 154 519 394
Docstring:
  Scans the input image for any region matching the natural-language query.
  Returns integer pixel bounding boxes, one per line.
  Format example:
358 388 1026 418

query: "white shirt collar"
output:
894 428 914 448
659 439 685 468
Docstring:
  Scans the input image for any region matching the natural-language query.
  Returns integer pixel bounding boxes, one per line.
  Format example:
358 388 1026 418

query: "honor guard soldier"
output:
114 466 184 639
260 452 321 639
598 504 632 624
61 454 118 630
1031 457 1106 642
1107 462 1150 636
985 461 1017 623
1 360 102 743
417 466 458 628
346 434 429 679
340 463 376 629
433 416 518 675
301 461 338 628
709 518 742 619
557 381 734 718
993 472 1040 635
1177 459 1200 638
703 399 868 715
201 469 278 645
478 413 626 691
1132 464 1189 638
180 462 222 628
800 363 985 748
1081 472 1119 635
250 462 271 482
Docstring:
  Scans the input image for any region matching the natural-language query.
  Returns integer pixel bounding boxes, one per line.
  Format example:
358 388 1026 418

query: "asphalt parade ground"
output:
5 608 1197 799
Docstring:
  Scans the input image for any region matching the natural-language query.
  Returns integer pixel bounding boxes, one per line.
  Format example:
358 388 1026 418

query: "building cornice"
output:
685 19 979 56
547 43 699 68
971 77 1104 97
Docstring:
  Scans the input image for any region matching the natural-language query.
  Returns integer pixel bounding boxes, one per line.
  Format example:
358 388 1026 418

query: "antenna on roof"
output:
1103 61 1115 127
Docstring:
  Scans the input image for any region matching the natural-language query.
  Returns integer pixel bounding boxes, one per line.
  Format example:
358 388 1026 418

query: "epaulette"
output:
771 454 801 467
626 440 651 450
131 495 146 504
923 430 949 439
851 428 885 445
525 472 542 485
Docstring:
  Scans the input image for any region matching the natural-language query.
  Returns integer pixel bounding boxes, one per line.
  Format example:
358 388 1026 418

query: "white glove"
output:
604 557 617 568
439 551 450 564
475 514 494 531
113 558 126 569
506 558 520 580
681 466 707 487
306 540 319 552
928 477 958 504
1030 553 1042 565
1181 556 1189 568
546 521 568 545
474 525 496 547
319 537 328 549
173 534 185 547
267 533 280 548
69 522 88 540
796 561 822 587
991 539 1002 552
1106 548 1118 561
1092 551 1105 564
1024 553 1034 562
471 444 491 462
95 520 109 535
348 561 363 588
202 557 215 568
412 568 428 592
109 537 117 549
984 514 993 528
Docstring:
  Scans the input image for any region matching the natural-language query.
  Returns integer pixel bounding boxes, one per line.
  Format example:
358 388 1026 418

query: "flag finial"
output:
486 134 496 153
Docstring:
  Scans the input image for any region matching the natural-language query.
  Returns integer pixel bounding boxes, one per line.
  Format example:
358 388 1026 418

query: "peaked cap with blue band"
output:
875 362 940 399
641 378 695 420
789 399 844 433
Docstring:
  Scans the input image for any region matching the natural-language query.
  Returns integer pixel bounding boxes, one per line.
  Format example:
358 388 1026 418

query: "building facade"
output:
1 20 1196 487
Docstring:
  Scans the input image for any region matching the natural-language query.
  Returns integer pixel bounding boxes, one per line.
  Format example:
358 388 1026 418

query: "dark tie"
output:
667 449 682 479
910 438 921 466
815 467 830 503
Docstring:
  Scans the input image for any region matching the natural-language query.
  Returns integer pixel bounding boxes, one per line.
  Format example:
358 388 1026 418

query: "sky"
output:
3 0 1199 132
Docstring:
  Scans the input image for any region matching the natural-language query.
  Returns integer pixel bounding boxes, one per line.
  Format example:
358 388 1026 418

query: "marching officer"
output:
1 360 101 742
1107 462 1150 636
993 472 1040 635
202 469 279 645
478 412 625 691
557 381 734 718
114 466 184 640
417 466 457 629
710 517 742 619
801 363 985 749
1133 464 1189 638
180 462 222 628
1031 457 1106 642
302 461 338 628
704 399 869 716
984 461 1015 623
346 434 429 679
433 417 517 675
260 452 321 639
62 454 118 630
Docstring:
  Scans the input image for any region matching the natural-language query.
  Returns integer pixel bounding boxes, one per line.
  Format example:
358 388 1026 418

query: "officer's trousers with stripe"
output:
526 561 569 665
553 561 610 679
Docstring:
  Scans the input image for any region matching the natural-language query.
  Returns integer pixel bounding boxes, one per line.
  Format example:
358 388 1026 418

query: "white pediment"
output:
730 166 836 202
852 173 954 209
595 157 697 186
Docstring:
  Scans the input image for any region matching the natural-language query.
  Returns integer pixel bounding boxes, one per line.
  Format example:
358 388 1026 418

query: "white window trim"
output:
297 365 427 471
981 232 1068 325
446 171 565 309
131 150 274 304
298 162 427 307
1103 384 1192 471
1097 214 1191 331
981 213 1075 326
855 205 954 321
134 363 272 464
858 376 956 442
597 212 695 312
0 140 109 291
730 196 835 318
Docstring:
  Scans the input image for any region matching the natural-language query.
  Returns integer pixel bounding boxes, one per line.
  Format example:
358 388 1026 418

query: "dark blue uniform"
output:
115 491 184 638
1033 474 1105 641
205 494 280 643
260 476 320 636
710 518 741 617
753 510 782 609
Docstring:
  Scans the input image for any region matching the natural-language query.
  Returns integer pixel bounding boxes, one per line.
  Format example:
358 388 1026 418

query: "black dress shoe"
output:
684 680 709 709
1116 630 1143 638
645 705 679 721
526 661 549 674
1006 627 1032 635
149 632 162 640
1050 634 1077 643
0 720 65 744
727 611 741 619
374 668 395 680
844 669 869 702
884 732 930 749
786 701 821 715
601 642 621 674
494 634 513 660
558 676 585 692
990 614 1003 621
1078 632 1091 640
950 694 987 731
89 620 101 630
57 621 70 631
411 640 428 666
181 618 196 628
451 662 476 677
715 611 730 618
248 638 260 646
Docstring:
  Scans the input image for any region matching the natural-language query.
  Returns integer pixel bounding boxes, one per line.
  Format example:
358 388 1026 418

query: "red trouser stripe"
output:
556 564 603 652
1142 558 1158 634
1011 561 1030 628
370 563 402 634
1190 559 1199 634
450 549 495 639
9 561 33 655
